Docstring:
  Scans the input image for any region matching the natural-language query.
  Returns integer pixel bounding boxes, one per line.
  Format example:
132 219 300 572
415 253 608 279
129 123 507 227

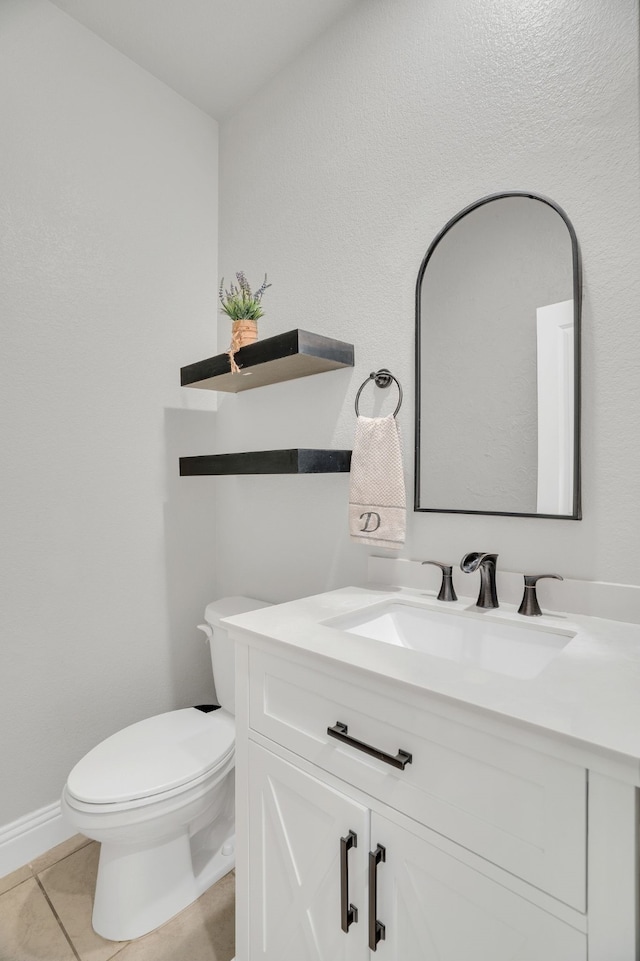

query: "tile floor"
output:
0 835 235 961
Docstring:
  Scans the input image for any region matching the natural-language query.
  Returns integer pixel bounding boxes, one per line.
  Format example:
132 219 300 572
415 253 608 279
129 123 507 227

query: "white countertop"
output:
224 585 640 769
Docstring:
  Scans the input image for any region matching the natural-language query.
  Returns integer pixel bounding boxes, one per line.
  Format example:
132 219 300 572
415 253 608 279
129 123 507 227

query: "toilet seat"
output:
66 708 235 805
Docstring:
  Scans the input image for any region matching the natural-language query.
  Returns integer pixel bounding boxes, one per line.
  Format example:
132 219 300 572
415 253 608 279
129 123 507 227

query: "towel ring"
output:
354 369 403 417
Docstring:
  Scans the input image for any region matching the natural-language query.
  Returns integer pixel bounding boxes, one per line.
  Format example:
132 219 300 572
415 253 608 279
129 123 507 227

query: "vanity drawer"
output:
248 648 587 912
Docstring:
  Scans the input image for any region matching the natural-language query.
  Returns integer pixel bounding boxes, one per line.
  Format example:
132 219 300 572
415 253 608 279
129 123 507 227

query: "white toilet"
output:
61 596 269 942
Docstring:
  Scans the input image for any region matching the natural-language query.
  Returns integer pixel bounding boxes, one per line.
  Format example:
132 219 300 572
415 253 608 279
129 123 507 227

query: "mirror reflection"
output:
415 192 581 518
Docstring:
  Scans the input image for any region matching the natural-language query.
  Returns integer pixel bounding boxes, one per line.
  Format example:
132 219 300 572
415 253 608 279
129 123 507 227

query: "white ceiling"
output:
48 0 359 120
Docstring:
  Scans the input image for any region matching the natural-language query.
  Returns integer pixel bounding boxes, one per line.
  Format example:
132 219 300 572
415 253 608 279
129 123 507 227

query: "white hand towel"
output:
349 413 406 549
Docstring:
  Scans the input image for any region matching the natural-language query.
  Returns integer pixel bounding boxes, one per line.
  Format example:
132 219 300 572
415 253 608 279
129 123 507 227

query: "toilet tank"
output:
202 596 271 715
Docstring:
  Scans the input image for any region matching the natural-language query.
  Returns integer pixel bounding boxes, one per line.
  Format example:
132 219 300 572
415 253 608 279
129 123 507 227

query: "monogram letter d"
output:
359 511 381 532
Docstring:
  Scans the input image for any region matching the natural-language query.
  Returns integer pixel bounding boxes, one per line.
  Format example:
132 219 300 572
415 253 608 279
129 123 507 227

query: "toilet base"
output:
92 829 235 941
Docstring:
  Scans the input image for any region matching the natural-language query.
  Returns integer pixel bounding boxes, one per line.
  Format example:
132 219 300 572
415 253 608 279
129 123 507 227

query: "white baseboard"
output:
0 801 75 878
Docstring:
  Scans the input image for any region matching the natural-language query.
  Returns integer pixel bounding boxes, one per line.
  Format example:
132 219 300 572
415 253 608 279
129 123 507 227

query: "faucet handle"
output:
517 574 563 617
422 561 457 602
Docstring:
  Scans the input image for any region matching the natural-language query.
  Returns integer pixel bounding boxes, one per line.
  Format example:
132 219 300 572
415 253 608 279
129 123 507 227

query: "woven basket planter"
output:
228 319 258 373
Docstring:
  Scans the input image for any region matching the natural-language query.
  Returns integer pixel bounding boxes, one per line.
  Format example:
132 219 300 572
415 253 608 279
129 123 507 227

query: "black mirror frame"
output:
414 190 582 520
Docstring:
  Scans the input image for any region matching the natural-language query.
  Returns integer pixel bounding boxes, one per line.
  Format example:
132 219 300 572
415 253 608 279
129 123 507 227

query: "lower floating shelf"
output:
179 449 352 476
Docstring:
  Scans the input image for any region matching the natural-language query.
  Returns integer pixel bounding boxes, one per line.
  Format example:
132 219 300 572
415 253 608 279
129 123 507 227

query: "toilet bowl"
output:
62 596 270 941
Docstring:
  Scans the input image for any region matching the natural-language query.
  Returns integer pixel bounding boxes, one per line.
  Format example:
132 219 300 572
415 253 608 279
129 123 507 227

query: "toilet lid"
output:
66 708 235 804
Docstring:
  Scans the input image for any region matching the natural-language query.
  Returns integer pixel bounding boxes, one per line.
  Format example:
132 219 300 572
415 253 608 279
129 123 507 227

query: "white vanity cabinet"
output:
232 602 638 961
247 743 586 961
247 742 369 960
371 812 587 961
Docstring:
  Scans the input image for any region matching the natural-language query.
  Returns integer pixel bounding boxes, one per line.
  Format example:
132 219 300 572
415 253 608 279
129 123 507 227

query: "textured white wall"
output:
217 0 640 600
0 0 220 822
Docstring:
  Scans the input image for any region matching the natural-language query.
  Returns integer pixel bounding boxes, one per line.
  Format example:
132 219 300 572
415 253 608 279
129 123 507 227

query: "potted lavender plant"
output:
219 272 271 371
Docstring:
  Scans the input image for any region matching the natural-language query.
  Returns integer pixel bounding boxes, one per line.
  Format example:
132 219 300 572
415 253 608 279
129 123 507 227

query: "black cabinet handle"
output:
327 721 412 770
369 845 386 950
340 831 358 932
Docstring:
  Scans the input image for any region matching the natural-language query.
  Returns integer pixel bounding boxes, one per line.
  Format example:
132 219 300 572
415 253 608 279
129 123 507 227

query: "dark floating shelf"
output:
181 328 354 393
180 449 352 476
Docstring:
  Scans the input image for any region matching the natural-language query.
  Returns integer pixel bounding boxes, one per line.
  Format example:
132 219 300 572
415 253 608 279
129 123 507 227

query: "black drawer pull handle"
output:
340 830 358 932
327 721 412 770
369 844 386 950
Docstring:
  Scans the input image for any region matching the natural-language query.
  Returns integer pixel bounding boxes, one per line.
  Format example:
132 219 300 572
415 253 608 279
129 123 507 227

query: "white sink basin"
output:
327 601 575 679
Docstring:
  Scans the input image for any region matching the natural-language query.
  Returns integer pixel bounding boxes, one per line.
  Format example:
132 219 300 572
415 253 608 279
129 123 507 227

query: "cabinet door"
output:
248 742 369 961
370 813 586 961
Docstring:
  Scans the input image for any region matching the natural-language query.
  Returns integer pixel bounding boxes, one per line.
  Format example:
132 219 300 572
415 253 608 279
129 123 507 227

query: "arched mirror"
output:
415 191 581 519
